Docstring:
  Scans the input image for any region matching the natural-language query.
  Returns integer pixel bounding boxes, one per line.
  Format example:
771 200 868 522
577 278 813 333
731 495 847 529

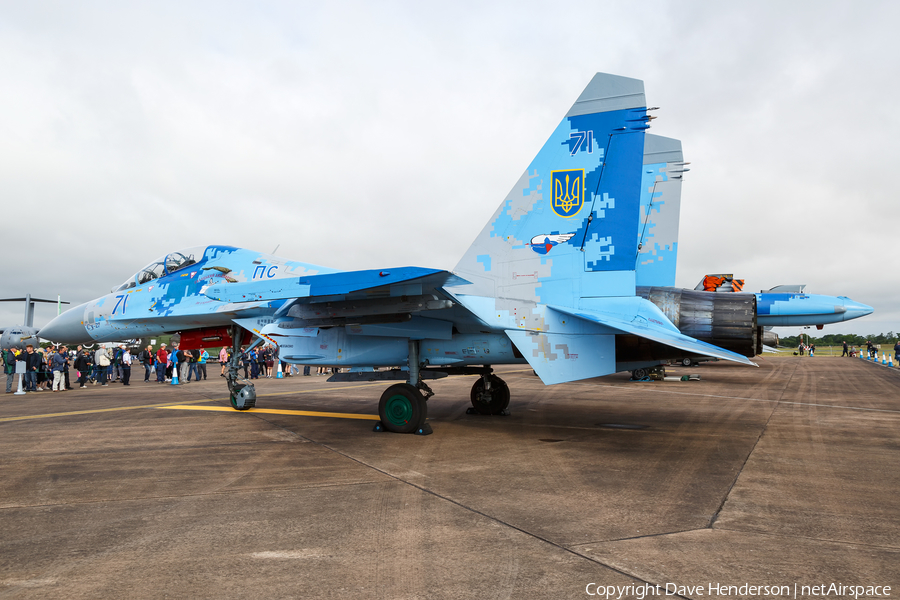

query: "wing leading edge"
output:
203 267 470 303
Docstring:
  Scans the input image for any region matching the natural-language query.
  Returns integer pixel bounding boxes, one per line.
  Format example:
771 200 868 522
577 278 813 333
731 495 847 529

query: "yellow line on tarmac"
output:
158 405 380 420
0 398 220 423
0 375 527 424
0 382 389 423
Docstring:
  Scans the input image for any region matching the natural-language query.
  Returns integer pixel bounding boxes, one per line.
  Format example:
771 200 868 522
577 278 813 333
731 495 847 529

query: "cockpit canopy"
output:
113 246 206 292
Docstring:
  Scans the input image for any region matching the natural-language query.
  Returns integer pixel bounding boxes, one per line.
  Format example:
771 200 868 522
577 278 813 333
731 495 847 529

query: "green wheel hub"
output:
384 394 414 427
378 384 427 434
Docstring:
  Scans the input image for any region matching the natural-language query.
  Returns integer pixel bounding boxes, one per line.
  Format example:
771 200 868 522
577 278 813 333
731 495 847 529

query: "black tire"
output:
632 368 649 380
230 384 254 411
230 393 248 410
379 384 427 433
470 375 511 415
681 358 693 367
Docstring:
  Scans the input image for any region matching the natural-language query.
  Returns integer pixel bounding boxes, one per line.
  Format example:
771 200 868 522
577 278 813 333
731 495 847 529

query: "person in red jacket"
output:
155 344 168 383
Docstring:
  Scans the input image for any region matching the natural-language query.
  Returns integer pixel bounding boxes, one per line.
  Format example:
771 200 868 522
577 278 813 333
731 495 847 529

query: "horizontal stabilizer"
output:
764 284 806 293
551 300 757 368
203 268 468 303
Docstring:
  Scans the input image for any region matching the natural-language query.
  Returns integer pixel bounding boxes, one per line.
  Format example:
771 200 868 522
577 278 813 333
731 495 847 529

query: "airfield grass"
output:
769 345 896 360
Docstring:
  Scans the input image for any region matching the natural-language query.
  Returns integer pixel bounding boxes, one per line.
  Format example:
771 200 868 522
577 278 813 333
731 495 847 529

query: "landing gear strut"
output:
468 373 510 415
226 325 256 410
374 341 432 435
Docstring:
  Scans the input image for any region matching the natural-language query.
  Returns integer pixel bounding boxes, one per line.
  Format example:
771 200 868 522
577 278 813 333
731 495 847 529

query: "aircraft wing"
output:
202 267 469 304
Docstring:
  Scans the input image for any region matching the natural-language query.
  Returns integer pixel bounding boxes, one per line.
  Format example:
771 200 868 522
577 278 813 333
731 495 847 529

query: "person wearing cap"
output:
156 344 168 383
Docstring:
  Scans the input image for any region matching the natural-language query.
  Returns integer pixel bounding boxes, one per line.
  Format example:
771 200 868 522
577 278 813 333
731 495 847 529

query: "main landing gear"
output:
468 373 510 415
375 383 431 435
630 365 666 381
374 341 433 435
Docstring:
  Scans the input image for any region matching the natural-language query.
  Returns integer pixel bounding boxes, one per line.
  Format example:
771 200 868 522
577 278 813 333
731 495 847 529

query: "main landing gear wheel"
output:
378 384 428 434
469 375 510 415
681 358 693 367
631 368 649 380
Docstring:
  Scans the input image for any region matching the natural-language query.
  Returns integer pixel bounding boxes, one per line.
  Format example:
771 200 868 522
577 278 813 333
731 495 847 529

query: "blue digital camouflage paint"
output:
38 73 872 414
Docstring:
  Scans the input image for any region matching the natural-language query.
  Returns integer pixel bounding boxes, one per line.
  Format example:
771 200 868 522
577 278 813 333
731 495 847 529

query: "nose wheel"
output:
229 382 257 410
225 324 257 411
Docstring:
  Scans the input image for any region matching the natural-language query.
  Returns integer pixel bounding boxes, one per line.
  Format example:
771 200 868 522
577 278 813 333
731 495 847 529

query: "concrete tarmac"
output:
1 357 898 599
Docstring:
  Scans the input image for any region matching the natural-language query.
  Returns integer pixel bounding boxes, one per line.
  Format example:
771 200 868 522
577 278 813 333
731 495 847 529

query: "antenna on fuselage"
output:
271 244 280 255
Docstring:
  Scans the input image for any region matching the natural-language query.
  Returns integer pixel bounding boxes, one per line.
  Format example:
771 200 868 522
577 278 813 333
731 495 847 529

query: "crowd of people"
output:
797 342 817 357
4 343 93 392
796 340 900 361
4 341 334 394
834 339 899 360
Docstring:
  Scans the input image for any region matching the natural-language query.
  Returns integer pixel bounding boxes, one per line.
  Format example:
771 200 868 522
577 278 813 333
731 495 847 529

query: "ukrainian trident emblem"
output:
550 169 585 218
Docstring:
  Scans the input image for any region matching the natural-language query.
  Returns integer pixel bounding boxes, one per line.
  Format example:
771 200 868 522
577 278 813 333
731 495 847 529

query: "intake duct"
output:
636 287 760 357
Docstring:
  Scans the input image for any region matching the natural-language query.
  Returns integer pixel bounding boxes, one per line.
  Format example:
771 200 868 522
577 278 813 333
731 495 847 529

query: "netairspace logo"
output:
584 582 892 599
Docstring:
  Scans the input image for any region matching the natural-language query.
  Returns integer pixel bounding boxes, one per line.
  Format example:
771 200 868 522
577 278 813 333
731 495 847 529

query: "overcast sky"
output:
1 1 897 339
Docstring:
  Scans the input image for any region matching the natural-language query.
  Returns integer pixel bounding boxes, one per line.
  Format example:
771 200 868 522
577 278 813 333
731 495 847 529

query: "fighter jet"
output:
38 73 866 434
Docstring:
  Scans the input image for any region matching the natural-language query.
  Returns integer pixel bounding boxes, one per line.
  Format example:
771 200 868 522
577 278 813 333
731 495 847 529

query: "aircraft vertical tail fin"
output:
636 135 686 287
453 73 651 306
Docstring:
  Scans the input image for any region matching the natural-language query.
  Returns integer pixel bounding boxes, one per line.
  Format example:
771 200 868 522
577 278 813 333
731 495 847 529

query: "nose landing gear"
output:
226 324 257 411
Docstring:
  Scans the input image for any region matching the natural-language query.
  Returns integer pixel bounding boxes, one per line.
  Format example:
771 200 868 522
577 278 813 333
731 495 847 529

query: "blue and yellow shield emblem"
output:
550 169 585 218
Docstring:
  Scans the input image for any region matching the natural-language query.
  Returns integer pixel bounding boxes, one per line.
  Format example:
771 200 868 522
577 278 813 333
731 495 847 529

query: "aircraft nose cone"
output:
40 304 89 343
842 299 874 322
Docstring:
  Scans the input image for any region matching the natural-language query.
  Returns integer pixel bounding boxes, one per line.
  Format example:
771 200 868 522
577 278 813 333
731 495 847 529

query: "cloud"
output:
0 0 897 336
